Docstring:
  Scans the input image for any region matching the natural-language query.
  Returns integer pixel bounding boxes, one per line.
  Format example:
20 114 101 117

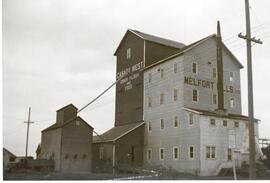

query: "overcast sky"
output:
3 0 270 157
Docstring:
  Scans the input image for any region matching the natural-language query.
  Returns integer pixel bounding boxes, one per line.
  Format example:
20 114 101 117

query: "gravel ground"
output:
3 171 270 180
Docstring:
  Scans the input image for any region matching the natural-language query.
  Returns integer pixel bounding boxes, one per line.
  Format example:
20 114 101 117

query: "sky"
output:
2 0 270 157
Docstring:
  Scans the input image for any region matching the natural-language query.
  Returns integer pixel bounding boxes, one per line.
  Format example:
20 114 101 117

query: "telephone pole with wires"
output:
24 107 35 158
238 0 263 179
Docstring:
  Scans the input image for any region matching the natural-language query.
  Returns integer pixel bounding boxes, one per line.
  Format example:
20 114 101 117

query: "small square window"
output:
76 121 80 126
223 120 228 127
160 119 164 129
234 121 239 128
210 118 216 126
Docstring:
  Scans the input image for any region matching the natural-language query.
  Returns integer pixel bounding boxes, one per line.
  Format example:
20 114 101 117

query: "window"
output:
228 148 232 161
173 89 178 101
213 94 217 105
126 48 131 59
147 149 152 161
192 89 198 102
173 147 179 160
192 62 197 74
189 146 194 159
223 120 228 127
229 71 234 82
160 119 164 129
206 146 216 159
174 116 179 127
148 97 152 107
160 68 164 78
174 63 177 73
210 118 216 126
99 147 104 160
230 98 235 108
160 148 164 160
148 122 152 132
189 113 194 125
65 154 69 159
82 154 87 159
234 121 239 128
148 73 152 83
76 121 80 126
213 68 217 79
74 154 78 160
160 93 164 105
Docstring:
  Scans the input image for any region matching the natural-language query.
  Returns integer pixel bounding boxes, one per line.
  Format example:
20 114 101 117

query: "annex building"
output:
93 23 260 176
38 104 93 173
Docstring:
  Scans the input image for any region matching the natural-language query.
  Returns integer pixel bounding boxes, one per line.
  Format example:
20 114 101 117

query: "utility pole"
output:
24 107 34 158
238 0 263 179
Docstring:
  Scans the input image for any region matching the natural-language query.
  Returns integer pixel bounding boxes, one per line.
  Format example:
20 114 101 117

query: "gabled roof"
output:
114 29 185 55
3 148 16 157
56 103 78 112
143 34 244 71
183 107 259 122
42 116 93 133
93 122 145 143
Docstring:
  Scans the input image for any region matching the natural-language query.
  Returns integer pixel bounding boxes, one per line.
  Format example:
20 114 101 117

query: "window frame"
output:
210 118 216 127
234 121 239 128
173 89 178 101
173 146 179 160
192 62 197 74
159 148 165 160
229 71 234 82
213 67 217 79
212 93 217 105
174 116 179 128
147 148 152 161
223 120 228 127
206 146 216 159
192 89 199 103
230 98 236 108
228 148 232 161
126 48 131 60
160 119 165 130
188 145 195 160
148 121 152 132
